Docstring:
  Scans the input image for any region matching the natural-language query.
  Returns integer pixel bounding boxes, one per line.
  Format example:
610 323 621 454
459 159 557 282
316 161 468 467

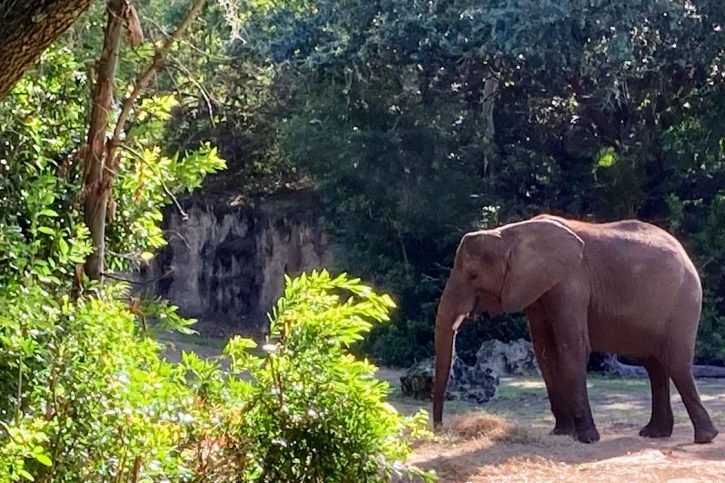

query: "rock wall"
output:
146 191 334 336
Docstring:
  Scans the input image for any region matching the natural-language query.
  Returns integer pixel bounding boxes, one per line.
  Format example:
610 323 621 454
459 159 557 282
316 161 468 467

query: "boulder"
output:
598 353 725 379
399 358 435 400
476 338 539 376
399 339 541 403
447 356 499 403
399 355 498 403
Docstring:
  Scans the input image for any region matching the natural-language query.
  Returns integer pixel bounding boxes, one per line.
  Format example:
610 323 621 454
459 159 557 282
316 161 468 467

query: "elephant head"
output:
432 217 585 427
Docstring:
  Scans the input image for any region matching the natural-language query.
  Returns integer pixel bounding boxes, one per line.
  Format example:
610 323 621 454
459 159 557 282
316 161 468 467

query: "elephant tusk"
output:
452 314 467 332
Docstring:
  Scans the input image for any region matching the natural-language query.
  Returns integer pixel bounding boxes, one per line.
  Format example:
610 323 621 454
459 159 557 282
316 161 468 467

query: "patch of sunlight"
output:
598 401 644 411
504 378 546 389
700 393 725 402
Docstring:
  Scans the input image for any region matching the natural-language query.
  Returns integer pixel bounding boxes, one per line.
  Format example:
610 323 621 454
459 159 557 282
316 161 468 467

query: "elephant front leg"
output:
552 331 599 443
527 311 575 436
558 350 599 443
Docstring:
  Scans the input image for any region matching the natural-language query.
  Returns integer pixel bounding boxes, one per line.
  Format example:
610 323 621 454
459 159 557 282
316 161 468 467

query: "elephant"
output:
432 214 718 444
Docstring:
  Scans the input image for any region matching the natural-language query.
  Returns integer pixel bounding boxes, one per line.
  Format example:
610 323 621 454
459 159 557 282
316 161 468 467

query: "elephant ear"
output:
500 218 584 312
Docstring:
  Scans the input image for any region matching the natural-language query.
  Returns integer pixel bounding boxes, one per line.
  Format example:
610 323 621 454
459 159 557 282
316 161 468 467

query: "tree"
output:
0 0 98 100
82 0 207 280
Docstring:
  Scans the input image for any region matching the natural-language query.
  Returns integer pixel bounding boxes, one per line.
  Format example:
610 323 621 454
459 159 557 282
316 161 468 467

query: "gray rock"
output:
399 339 541 403
476 338 539 376
399 358 435 400
140 190 334 336
399 355 498 403
599 353 725 379
448 355 499 403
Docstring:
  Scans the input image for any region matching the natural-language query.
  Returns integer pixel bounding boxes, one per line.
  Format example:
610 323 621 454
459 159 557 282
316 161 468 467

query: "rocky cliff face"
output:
147 191 333 336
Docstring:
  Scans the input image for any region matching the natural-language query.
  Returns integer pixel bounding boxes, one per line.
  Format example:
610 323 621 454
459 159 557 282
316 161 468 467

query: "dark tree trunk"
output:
0 0 97 100
82 0 125 280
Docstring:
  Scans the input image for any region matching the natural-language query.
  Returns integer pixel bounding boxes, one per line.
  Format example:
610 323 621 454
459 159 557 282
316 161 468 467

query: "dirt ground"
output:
377 369 725 482
160 338 725 482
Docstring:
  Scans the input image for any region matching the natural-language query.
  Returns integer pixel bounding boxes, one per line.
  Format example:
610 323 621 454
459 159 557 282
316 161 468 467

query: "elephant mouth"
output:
476 290 504 318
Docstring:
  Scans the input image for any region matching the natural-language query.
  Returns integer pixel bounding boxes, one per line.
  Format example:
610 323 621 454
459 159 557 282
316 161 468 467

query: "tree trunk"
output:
0 0 96 100
82 0 207 280
480 62 499 175
82 0 125 280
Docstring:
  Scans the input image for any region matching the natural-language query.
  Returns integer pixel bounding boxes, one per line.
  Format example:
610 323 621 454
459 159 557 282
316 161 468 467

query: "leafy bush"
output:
1 24 434 481
182 270 434 482
0 284 191 481
1 272 433 482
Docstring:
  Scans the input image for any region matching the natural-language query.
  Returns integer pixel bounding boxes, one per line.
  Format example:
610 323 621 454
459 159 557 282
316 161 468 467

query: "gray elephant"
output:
432 214 718 444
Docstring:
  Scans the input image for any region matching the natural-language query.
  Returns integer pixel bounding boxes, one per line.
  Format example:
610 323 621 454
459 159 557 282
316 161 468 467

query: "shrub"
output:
1 272 434 482
0 283 195 482
182 270 435 482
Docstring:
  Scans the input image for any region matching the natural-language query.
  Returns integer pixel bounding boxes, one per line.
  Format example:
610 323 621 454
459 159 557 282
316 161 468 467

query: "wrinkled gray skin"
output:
433 215 718 444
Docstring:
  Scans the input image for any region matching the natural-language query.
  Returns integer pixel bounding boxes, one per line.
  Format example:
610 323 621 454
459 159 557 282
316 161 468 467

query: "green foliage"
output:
0 286 194 481
689 195 725 364
1 270 431 479
109 95 227 269
0 46 91 289
181 270 434 482
1 6 228 481
1 270 431 481
0 47 431 479
0 419 52 482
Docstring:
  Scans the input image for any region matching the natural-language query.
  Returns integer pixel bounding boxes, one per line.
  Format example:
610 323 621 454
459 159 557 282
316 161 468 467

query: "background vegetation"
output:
172 0 724 366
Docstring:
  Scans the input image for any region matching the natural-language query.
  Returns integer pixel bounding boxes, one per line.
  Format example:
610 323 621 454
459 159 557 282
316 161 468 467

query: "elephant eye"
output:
467 272 479 281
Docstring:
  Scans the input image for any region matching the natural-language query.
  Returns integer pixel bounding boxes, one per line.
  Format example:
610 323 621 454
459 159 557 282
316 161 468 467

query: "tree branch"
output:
102 269 173 286
108 0 209 161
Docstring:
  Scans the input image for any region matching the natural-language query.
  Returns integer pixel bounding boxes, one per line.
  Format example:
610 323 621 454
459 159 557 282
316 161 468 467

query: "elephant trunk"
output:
433 281 471 428
432 308 455 427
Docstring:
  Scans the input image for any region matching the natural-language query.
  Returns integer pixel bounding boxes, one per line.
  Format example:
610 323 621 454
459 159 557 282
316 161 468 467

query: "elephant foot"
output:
575 426 600 444
550 425 575 437
694 426 718 444
639 423 673 439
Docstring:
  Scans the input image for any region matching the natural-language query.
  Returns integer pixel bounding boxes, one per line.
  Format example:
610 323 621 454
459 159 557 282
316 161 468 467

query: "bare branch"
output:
102 269 174 286
168 60 217 125
109 0 209 158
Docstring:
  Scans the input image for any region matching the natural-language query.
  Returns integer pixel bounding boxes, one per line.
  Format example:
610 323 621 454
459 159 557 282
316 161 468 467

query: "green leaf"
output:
58 238 69 256
33 452 52 467
39 209 59 217
596 147 617 168
18 469 35 481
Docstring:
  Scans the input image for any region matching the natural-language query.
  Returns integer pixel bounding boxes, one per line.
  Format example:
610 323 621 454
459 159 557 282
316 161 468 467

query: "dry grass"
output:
442 413 541 445
399 376 725 483
413 415 725 482
164 345 725 482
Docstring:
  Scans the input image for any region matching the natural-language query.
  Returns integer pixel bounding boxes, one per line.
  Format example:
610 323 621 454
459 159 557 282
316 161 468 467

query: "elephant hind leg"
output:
663 304 718 444
639 358 673 438
668 363 718 444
